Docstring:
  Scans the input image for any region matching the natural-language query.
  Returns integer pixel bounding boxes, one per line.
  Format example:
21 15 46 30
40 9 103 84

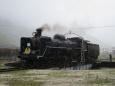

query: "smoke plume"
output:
41 22 90 38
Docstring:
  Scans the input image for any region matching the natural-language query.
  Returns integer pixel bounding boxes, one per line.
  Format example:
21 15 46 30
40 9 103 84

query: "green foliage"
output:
4 77 44 86
0 63 5 67
9 70 27 75
1 70 115 86
7 79 44 86
107 70 115 75
99 52 115 59
87 76 111 84
0 70 44 86
49 71 68 77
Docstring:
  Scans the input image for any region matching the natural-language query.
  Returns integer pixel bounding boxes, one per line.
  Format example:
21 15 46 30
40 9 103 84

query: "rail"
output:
0 67 25 72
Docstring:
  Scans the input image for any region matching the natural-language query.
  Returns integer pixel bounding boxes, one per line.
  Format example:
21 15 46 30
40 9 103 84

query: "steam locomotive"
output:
18 27 100 68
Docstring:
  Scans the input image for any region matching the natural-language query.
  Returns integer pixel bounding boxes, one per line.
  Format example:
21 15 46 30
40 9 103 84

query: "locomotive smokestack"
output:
36 28 42 37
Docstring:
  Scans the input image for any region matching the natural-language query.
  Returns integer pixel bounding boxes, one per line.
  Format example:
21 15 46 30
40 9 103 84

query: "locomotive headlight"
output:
32 32 36 37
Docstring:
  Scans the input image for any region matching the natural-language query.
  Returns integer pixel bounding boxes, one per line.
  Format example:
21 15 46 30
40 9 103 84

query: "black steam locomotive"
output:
18 27 100 67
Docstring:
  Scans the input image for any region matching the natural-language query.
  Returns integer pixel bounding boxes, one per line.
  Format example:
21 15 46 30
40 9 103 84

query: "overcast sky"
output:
0 0 115 46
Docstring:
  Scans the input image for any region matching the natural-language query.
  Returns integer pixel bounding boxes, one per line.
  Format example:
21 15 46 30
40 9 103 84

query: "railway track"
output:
0 67 27 72
0 67 22 72
1 59 115 72
0 61 28 72
0 60 97 72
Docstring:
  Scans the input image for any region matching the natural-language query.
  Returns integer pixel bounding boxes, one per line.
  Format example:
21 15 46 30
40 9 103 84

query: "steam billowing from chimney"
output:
40 22 91 37
41 24 50 31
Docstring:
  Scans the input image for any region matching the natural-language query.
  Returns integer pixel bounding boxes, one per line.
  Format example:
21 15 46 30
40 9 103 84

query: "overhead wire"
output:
88 25 115 29
0 25 115 29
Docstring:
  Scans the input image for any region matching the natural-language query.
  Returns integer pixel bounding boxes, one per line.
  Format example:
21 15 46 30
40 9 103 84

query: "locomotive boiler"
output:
18 27 100 67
